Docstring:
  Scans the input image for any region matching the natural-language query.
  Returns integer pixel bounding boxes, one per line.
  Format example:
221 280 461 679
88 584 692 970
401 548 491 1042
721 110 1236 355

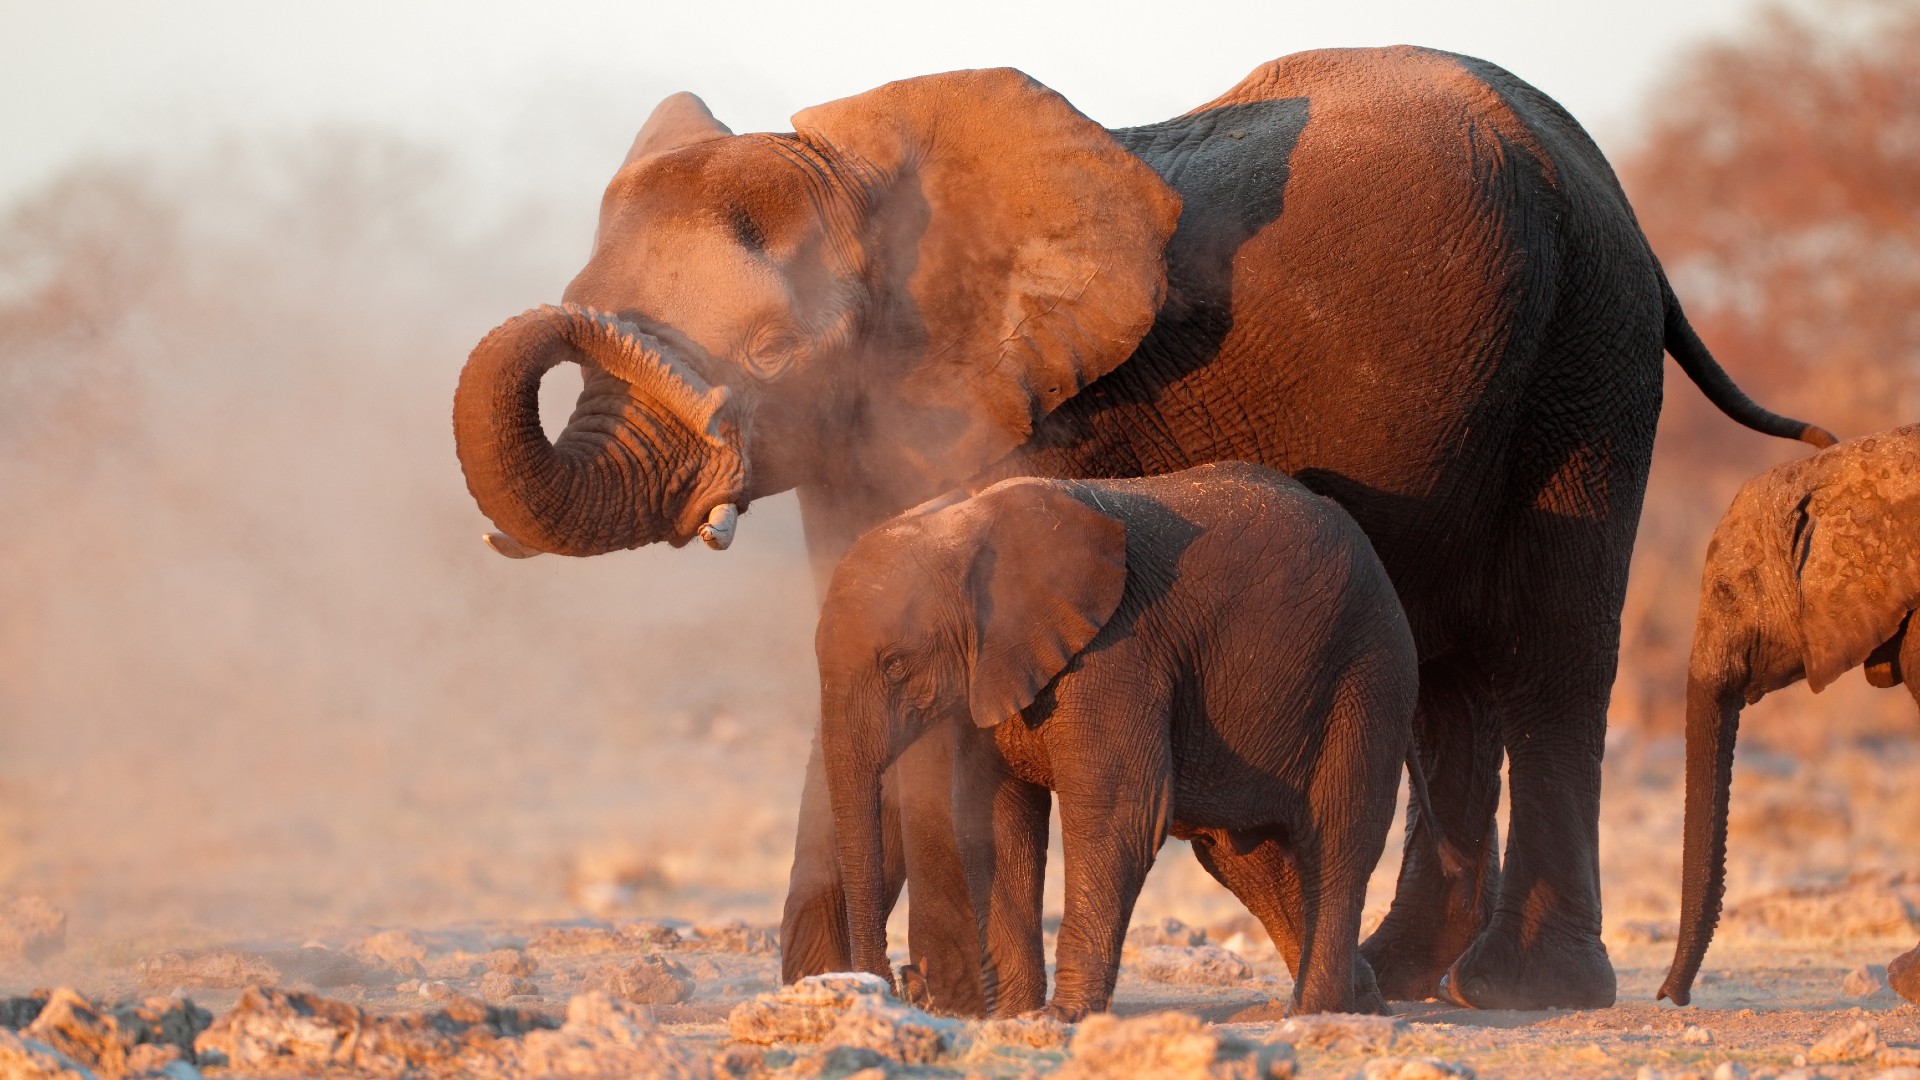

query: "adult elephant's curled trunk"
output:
451 303 750 557
1659 675 1744 1006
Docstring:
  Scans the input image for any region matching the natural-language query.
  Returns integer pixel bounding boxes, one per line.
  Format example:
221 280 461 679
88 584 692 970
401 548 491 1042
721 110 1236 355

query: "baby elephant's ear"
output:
962 482 1128 728
1793 429 1920 691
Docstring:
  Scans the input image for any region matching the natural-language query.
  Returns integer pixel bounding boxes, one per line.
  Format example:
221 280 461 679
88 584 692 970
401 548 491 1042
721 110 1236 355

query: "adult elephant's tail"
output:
1662 273 1837 449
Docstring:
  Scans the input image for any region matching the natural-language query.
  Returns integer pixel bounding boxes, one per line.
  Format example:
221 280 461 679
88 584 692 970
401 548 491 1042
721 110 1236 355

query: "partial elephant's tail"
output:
1662 271 1837 449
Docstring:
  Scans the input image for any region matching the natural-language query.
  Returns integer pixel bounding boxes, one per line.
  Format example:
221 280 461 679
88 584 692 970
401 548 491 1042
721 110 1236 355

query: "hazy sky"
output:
4 0 1770 206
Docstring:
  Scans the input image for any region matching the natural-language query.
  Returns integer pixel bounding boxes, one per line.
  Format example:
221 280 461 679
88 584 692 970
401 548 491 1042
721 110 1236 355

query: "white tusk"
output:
698 503 739 551
483 532 543 559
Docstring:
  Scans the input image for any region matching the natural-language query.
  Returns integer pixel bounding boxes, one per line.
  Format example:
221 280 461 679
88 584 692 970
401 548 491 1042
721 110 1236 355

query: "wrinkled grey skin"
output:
452 47 1834 1014
1660 425 1920 1006
817 463 1419 1019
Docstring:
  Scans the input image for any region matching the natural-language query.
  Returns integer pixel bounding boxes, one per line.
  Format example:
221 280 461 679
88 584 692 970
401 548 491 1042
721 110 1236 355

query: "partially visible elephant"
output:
818 464 1418 1019
1660 425 1920 1006
1891 942 1920 1005
452 46 1834 1013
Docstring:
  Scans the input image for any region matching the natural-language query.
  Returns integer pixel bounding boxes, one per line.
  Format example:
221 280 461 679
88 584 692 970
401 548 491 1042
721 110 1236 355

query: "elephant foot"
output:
1289 967 1391 1016
1360 903 1480 1001
989 976 1049 1019
1437 913 1616 1010
1348 954 1392 1016
1026 1001 1093 1024
1889 942 1920 1006
896 964 933 1009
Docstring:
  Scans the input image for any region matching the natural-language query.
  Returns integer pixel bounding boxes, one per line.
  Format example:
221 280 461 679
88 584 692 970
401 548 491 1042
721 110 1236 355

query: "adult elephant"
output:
452 46 1831 1012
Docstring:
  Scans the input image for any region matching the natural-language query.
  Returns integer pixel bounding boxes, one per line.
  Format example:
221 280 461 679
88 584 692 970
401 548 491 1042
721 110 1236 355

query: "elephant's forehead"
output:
604 135 817 230
569 214 786 345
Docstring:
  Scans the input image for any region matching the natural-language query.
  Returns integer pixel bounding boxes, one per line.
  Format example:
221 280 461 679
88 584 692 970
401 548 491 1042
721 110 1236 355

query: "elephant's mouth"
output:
481 502 738 557
452 303 751 559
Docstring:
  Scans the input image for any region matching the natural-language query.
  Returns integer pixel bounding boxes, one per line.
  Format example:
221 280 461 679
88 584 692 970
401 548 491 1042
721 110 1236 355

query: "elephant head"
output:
452 74 1182 557
813 480 1128 980
1660 426 1920 1005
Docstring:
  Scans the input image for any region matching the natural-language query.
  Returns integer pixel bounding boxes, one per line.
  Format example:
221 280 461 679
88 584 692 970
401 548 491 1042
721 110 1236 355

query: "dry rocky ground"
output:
4 713 1919 1078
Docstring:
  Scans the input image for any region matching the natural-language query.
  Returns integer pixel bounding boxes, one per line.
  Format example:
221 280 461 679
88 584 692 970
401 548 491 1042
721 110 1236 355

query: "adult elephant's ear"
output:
958 481 1128 728
794 69 1182 486
1795 429 1920 692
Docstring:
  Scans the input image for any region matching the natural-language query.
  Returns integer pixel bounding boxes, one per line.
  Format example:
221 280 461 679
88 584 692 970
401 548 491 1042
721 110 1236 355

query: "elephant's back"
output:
1196 46 1575 174
1091 465 1417 793
1041 44 1666 641
1088 463 1407 647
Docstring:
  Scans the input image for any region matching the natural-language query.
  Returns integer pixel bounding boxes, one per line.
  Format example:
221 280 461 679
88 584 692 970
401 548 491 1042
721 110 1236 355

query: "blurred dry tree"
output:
1612 0 1920 736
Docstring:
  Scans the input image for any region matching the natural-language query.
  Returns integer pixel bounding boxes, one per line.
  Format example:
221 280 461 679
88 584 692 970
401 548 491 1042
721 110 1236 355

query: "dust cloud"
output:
0 128 819 944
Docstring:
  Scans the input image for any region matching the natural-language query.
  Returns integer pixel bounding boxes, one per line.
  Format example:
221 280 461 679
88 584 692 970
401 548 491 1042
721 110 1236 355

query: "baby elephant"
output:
816 462 1419 1018
1662 424 1920 1006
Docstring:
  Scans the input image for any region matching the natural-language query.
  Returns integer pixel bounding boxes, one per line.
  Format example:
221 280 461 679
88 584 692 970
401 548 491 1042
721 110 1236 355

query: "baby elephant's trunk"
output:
1659 675 1744 1006
821 723 897 984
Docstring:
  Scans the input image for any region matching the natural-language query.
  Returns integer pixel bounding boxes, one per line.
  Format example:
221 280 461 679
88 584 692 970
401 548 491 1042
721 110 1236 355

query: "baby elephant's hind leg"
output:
1291 669 1410 1015
1188 828 1387 1014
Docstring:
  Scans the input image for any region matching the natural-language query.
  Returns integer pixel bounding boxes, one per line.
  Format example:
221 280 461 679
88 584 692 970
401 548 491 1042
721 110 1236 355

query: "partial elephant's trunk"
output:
1659 674 1745 1005
822 699 898 983
451 304 748 557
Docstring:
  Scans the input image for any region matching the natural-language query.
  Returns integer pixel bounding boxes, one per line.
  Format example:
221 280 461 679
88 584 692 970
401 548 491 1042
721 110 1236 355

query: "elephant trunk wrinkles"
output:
451 303 747 557
1659 674 1744 1006
822 698 898 983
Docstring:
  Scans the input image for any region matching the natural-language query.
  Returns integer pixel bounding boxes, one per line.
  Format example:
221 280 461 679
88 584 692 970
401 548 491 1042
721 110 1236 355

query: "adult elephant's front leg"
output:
1361 658 1503 1000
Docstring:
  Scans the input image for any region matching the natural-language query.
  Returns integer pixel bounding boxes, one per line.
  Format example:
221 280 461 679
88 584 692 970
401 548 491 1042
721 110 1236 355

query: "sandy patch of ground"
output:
4 717 1919 1077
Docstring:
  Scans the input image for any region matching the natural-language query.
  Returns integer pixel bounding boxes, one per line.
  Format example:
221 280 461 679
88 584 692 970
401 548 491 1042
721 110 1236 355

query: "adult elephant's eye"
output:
882 652 911 682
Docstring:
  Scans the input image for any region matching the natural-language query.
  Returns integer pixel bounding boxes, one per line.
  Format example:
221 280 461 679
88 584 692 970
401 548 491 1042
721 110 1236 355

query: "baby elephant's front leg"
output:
1046 769 1170 1020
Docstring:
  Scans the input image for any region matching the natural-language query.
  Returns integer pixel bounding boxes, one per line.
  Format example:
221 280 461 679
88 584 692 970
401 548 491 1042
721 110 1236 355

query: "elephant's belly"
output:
1166 769 1309 835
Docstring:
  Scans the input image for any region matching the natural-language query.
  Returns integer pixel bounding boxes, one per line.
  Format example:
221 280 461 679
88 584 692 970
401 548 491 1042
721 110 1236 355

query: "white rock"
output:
726 973 898 1046
1132 945 1255 986
1057 1012 1294 1080
1276 1013 1407 1054
1364 1055 1475 1079
1845 964 1891 996
1809 1019 1880 1063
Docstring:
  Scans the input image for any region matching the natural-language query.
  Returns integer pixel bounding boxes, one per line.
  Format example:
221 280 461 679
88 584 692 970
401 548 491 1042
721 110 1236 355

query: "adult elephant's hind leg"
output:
1442 620 1617 1009
1441 368 1654 1010
1360 658 1503 1000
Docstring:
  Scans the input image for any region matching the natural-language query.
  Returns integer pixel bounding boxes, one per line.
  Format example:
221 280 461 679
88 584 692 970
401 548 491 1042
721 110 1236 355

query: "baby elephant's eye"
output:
882 653 911 682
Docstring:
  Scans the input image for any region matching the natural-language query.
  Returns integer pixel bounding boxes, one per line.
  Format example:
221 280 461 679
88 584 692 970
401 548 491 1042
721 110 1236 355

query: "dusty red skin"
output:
817 465 1416 1018
1662 425 1920 1006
